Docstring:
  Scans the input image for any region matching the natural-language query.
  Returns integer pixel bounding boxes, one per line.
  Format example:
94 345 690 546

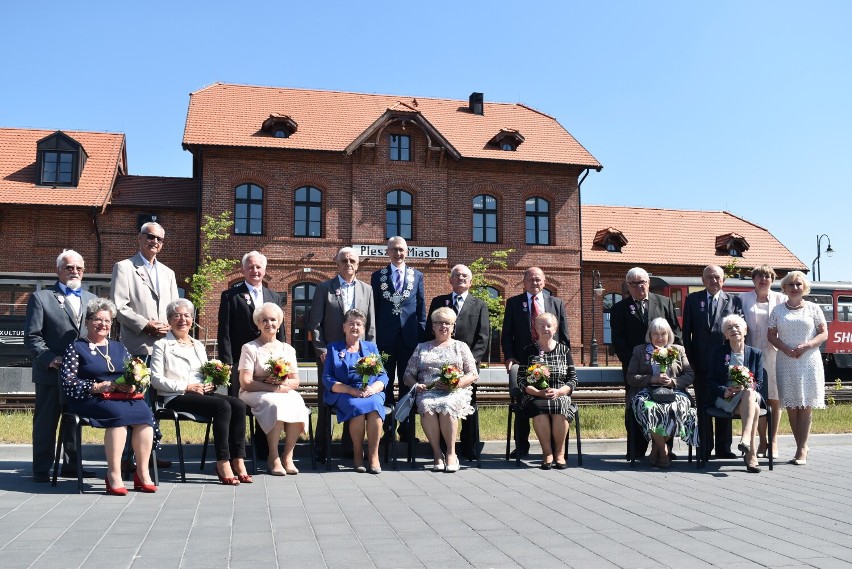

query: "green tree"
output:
468 248 514 332
723 257 741 279
185 212 238 320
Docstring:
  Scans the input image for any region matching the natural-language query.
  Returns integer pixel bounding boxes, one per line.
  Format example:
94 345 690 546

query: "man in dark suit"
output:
217 251 286 459
682 264 743 460
610 267 681 459
217 251 286 397
426 264 490 459
309 247 375 459
24 250 96 482
501 267 570 458
371 236 426 437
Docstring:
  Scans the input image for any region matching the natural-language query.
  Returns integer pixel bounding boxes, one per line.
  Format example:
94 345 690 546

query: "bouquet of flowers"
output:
201 359 231 388
354 352 388 389
526 362 551 390
115 357 151 393
651 347 678 374
430 363 463 391
265 357 292 384
729 365 754 389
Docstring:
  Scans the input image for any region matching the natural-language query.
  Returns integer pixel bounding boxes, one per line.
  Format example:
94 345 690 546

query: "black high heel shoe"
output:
737 442 751 456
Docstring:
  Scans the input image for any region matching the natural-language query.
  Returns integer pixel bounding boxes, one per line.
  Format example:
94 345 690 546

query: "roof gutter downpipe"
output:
577 168 590 365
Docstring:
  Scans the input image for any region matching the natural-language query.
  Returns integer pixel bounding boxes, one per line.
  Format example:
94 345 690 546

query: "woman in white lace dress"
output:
238 303 309 476
403 307 477 473
768 271 828 466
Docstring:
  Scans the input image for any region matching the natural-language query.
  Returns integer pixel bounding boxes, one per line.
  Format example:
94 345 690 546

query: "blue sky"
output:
2 1 850 280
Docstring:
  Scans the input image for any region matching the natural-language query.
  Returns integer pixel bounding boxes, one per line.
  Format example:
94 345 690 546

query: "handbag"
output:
99 391 145 401
394 387 415 423
649 386 676 403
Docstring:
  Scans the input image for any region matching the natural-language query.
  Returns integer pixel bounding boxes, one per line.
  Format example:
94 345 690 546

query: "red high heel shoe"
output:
216 465 240 486
133 473 158 493
105 476 128 496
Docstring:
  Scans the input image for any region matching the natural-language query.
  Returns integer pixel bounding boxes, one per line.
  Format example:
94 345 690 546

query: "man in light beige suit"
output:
110 222 178 357
110 221 178 469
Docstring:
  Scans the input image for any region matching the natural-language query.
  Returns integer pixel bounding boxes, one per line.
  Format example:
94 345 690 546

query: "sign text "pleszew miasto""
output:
355 244 447 259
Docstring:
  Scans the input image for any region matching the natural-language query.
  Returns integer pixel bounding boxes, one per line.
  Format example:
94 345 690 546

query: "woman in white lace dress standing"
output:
768 271 828 466
403 307 477 473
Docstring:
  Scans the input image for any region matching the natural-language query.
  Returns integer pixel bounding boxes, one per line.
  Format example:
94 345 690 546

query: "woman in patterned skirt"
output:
403 307 478 473
518 313 577 470
768 271 828 466
627 317 697 469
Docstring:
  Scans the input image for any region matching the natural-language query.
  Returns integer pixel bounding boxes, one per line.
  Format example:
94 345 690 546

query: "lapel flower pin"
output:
522 301 528 312
699 300 705 312
630 305 636 315
335 289 341 297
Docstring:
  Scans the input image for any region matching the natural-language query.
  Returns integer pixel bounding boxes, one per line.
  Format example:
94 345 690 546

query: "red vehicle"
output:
650 276 852 376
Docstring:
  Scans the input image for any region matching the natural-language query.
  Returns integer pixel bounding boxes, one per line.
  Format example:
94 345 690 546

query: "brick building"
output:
181 83 602 361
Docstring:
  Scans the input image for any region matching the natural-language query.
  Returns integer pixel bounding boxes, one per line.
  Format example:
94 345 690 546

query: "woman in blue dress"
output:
322 309 387 474
61 298 156 495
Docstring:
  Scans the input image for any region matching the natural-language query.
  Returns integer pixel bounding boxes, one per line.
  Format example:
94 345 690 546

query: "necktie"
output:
639 300 647 324
252 287 262 306
393 269 402 293
708 296 715 326
453 294 462 314
530 295 541 341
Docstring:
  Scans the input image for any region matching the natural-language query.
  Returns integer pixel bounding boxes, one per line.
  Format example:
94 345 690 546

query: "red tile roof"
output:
0 128 125 208
111 175 198 208
582 205 806 271
182 83 601 168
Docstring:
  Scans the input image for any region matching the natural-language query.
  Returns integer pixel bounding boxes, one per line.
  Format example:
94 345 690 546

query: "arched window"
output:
294 186 322 237
525 197 549 245
234 183 263 235
291 282 316 361
386 190 412 239
473 194 498 243
602 292 623 345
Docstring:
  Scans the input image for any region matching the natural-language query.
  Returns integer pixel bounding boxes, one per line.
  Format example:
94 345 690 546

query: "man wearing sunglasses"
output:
25 250 97 482
111 221 178 470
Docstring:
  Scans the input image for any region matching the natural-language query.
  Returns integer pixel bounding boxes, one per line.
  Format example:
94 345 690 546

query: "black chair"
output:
628 391 695 468
406 384 482 468
323 402 396 471
52 411 159 493
151 389 213 483
246 405 316 473
698 404 774 471
505 364 583 467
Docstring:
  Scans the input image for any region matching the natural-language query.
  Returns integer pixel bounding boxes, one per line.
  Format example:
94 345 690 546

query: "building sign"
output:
354 244 448 259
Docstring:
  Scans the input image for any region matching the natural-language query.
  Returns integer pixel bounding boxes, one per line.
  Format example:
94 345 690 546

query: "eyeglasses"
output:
628 281 648 287
434 321 454 326
88 318 112 325
143 232 164 243
754 274 773 280
63 265 85 272
171 313 193 320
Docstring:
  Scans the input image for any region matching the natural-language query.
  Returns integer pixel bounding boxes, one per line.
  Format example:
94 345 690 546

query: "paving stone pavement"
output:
1 435 851 569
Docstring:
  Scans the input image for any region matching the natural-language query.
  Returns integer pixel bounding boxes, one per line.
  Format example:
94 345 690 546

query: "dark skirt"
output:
521 395 576 422
67 396 155 429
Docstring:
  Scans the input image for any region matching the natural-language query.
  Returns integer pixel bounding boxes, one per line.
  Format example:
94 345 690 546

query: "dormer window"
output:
593 227 628 253
489 128 525 151
715 232 749 257
36 131 86 187
261 113 297 138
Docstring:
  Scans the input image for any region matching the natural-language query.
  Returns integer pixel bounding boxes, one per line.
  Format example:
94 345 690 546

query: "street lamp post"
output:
590 270 604 367
811 234 835 281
